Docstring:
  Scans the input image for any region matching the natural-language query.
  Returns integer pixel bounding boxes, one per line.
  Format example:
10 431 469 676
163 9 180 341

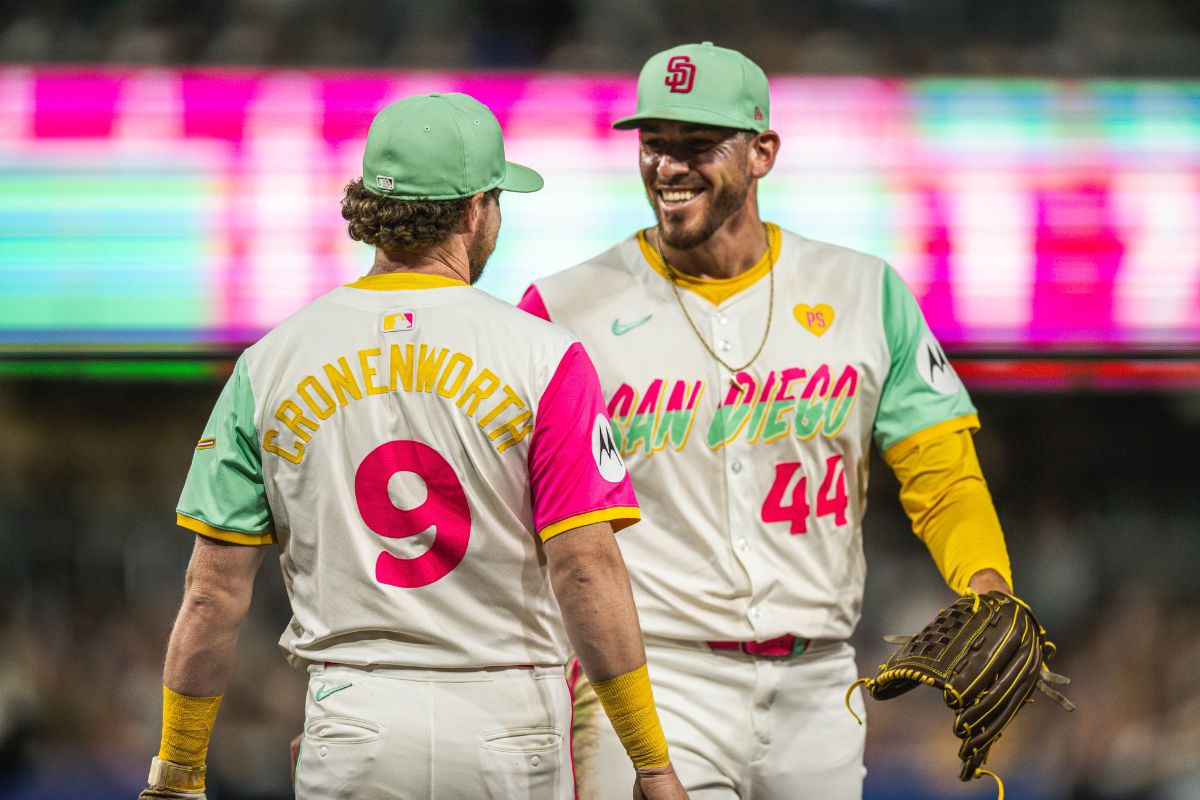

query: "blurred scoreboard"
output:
0 68 1197 364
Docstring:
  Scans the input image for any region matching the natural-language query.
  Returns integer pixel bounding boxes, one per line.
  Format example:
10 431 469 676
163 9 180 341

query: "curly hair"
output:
341 179 471 256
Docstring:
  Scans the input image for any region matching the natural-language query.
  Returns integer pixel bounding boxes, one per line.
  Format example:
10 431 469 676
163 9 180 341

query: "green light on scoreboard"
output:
0 360 228 381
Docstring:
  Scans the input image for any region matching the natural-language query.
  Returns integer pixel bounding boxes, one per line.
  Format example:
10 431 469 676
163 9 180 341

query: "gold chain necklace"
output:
652 224 775 374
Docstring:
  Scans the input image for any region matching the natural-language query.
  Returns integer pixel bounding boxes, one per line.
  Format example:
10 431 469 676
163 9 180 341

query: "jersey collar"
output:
636 223 781 306
345 273 468 291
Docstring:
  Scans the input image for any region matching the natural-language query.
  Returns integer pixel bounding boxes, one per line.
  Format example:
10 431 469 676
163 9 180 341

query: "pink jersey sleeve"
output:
528 342 639 541
517 284 553 322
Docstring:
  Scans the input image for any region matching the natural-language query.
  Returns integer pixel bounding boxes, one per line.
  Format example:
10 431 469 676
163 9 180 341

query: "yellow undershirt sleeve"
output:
590 664 671 769
159 684 222 772
883 427 1013 594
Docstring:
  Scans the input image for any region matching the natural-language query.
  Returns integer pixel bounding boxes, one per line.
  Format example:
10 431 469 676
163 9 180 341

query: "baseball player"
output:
518 43 1019 799
140 93 689 800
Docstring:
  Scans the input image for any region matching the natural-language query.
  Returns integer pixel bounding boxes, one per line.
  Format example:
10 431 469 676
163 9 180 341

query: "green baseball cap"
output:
613 42 770 133
363 93 543 200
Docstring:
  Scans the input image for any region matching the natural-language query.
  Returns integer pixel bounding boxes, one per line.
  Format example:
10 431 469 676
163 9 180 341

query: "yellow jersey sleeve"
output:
883 425 1012 594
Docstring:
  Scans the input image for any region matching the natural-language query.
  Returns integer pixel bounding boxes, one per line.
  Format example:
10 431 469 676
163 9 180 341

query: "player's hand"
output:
633 763 689 800
290 732 303 782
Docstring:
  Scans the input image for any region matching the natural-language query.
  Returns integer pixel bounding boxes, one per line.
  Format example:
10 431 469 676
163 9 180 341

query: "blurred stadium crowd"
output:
0 384 1197 799
1 0 1199 75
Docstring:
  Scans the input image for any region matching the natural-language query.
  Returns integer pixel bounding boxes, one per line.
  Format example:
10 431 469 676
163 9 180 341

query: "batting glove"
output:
139 757 207 800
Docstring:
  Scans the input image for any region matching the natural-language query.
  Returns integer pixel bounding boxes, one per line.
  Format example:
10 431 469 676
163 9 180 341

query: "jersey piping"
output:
883 413 980 466
177 512 278 546
538 506 643 542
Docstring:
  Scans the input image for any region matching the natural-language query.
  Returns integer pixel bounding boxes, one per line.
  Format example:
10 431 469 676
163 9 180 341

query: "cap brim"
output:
613 105 764 132
497 161 543 193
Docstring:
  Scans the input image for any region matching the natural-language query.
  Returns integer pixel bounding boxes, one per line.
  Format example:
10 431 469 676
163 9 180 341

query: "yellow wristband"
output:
158 684 222 782
590 664 670 769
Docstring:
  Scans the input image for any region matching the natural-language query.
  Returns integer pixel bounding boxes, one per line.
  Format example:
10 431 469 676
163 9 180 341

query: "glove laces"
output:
975 767 1005 799
843 677 871 725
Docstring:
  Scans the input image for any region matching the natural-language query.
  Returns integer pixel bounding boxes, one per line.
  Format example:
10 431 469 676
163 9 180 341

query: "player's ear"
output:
462 191 488 234
748 130 780 180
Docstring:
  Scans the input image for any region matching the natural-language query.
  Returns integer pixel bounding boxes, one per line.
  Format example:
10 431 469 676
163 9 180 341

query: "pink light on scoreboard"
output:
0 67 1197 351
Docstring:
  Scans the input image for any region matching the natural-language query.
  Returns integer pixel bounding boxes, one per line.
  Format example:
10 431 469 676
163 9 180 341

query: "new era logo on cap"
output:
376 175 395 191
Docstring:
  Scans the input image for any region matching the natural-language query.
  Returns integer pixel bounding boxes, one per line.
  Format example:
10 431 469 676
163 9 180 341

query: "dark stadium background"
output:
1 1 1198 798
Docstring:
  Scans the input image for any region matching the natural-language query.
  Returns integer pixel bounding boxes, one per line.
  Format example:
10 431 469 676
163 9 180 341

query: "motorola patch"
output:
916 330 960 395
591 414 626 483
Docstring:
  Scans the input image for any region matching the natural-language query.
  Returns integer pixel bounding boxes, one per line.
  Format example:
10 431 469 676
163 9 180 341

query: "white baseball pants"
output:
572 639 867 800
294 662 572 799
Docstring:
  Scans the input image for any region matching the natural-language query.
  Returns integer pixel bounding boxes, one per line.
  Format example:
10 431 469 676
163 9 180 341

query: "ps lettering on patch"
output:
664 56 696 93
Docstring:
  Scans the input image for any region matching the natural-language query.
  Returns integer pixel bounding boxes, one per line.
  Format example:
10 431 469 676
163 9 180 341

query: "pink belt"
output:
706 634 810 658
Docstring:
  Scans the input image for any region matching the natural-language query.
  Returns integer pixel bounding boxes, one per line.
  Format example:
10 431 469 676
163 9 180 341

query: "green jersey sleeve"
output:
176 356 276 544
873 265 977 455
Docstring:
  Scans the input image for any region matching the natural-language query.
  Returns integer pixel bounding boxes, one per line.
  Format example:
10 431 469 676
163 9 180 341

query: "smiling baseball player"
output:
519 43 1043 799
140 93 688 800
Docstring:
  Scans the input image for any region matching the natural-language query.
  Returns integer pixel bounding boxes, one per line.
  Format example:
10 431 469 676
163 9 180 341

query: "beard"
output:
652 170 752 250
466 225 497 285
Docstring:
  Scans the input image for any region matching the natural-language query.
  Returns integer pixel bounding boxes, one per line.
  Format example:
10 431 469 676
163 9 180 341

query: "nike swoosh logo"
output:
315 682 353 701
612 315 653 336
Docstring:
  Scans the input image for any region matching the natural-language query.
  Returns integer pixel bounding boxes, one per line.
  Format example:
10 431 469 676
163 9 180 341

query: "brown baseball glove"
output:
847 591 1073 792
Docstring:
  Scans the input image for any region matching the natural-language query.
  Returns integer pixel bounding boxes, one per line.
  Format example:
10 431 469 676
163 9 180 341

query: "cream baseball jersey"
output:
520 225 976 643
176 272 638 670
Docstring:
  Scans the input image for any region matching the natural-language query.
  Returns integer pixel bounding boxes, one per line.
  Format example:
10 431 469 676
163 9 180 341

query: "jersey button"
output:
716 313 729 325
717 340 731 352
736 537 749 552
531 755 541 767
731 459 743 473
749 606 761 619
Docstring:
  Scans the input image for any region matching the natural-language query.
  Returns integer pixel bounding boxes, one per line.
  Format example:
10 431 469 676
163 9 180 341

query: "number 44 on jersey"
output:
761 455 848 534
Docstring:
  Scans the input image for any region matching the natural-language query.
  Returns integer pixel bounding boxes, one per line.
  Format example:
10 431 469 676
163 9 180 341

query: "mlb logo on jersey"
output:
382 311 416 332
